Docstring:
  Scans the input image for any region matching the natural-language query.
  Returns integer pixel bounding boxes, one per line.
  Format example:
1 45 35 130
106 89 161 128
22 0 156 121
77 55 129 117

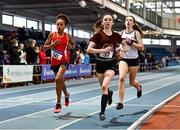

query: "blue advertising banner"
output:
64 64 79 78
41 65 55 80
78 64 92 76
41 64 92 80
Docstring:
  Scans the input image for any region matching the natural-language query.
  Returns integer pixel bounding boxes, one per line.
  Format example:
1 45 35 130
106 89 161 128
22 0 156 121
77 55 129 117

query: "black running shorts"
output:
51 62 69 74
120 58 139 66
96 59 116 74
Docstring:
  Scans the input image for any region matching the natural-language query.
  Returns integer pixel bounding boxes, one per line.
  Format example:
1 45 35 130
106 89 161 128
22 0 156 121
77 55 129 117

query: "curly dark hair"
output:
56 13 69 25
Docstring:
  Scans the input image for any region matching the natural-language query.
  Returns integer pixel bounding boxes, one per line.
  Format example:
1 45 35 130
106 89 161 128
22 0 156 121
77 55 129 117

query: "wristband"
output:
126 40 133 46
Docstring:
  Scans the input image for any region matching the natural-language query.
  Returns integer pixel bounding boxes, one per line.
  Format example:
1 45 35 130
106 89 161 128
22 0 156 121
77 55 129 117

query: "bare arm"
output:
44 32 63 51
117 32 128 52
67 34 75 49
43 32 54 51
120 40 129 52
132 31 144 51
87 41 113 54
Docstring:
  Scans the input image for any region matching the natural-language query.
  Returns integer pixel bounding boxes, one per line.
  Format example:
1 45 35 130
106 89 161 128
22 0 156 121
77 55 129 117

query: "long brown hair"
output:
126 16 143 37
93 19 103 33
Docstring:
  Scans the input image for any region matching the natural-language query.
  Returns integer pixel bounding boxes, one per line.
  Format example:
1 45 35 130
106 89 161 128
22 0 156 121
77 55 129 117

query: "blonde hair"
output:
29 39 36 47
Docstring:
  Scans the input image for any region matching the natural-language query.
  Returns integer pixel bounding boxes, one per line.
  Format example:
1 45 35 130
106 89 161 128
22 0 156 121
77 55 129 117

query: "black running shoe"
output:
137 85 142 98
116 102 123 110
99 112 106 121
108 90 113 105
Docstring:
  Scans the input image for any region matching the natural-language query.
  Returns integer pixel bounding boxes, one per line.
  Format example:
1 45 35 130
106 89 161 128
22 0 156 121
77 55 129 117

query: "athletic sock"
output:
100 94 108 114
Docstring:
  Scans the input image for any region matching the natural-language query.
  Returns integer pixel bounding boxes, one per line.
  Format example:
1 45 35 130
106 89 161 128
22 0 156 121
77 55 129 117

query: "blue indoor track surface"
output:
0 66 180 130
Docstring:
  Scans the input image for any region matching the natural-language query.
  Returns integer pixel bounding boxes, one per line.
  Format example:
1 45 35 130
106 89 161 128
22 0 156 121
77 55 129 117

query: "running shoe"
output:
108 90 113 105
99 112 106 121
54 103 61 113
64 92 70 107
137 85 142 98
116 102 123 110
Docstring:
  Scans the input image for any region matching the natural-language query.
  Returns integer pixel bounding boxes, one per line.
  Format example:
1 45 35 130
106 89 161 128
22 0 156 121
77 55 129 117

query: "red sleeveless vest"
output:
51 32 70 66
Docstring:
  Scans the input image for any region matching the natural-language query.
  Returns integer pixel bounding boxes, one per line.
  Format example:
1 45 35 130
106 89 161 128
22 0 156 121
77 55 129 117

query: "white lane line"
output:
0 90 105 124
0 85 101 110
0 74 179 127
0 78 98 95
54 80 180 130
0 72 170 95
124 104 155 107
0 74 176 109
0 79 105 102
0 83 54 95
0 78 120 109
127 91 180 130
123 103 180 108
0 72 173 102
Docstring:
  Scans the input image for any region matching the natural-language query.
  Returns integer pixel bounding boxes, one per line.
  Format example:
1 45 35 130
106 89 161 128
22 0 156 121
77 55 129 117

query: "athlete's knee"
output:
55 76 63 83
119 89 124 94
101 85 108 92
119 76 126 83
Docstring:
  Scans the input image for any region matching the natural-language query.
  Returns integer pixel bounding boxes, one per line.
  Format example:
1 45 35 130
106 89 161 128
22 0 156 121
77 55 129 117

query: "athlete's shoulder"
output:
113 31 120 35
113 31 121 37
66 33 72 38
49 32 56 37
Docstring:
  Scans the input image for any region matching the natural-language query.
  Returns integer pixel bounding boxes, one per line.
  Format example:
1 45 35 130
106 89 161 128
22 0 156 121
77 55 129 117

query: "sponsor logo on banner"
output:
3 65 33 83
64 64 79 78
41 64 92 80
78 64 92 76
41 65 55 80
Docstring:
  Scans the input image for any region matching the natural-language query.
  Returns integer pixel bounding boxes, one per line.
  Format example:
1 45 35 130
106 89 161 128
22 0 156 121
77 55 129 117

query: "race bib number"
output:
51 49 62 60
99 52 113 59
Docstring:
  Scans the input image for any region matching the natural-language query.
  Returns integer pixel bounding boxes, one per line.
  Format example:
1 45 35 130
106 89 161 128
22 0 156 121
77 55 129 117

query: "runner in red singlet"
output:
44 14 74 113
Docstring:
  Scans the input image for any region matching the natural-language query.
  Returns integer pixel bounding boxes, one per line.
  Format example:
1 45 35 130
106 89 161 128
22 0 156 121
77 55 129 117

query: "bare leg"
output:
55 65 67 104
129 66 141 91
98 70 115 120
62 81 68 96
118 61 128 103
129 66 142 98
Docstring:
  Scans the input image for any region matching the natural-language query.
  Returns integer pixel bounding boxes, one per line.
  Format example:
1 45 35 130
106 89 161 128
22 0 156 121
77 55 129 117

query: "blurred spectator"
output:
17 26 27 42
26 39 36 64
147 53 155 63
74 47 82 65
3 51 10 64
0 35 3 65
28 27 36 39
34 45 40 64
79 40 87 51
34 45 41 84
70 47 77 64
18 43 27 65
82 50 90 64
9 39 20 65
39 45 47 64
80 49 85 64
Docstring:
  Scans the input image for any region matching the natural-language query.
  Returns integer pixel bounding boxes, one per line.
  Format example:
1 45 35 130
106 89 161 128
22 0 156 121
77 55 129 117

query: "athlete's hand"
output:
125 37 133 46
103 46 113 52
52 39 62 47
